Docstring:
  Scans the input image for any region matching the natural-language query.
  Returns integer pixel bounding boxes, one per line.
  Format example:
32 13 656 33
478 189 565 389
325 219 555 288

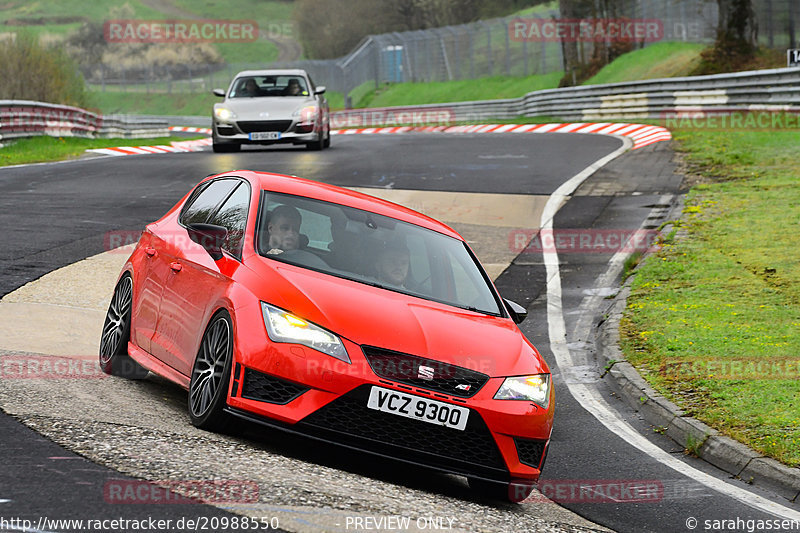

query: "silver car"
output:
212 69 330 152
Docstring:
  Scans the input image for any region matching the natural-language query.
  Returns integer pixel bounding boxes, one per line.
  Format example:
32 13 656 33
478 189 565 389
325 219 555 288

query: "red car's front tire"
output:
188 310 234 432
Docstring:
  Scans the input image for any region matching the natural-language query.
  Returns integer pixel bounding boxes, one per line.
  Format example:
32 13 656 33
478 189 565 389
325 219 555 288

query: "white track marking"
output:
541 138 800 521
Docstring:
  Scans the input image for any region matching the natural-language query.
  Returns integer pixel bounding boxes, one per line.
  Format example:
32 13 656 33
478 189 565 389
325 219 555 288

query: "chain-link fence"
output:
271 0 720 101
89 0 800 102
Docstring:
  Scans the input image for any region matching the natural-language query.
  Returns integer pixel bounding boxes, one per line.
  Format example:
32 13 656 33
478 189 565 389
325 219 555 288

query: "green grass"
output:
89 90 218 116
512 1 558 16
585 42 708 86
1 0 294 69
0 135 203 166
350 72 564 109
0 0 165 23
620 129 800 467
172 0 297 63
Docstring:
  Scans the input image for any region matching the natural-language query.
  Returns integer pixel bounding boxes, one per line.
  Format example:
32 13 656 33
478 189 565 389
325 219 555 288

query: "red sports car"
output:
100 170 554 502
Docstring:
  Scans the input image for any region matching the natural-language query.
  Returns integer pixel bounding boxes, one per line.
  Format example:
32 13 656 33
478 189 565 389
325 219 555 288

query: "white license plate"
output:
249 131 280 141
366 386 469 431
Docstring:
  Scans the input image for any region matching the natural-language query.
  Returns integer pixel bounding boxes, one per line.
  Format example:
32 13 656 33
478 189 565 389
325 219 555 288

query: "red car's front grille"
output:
361 346 489 398
298 385 507 476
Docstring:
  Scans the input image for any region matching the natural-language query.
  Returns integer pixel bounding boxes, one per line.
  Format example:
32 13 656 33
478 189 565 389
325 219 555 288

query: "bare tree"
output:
692 0 758 74
715 0 758 52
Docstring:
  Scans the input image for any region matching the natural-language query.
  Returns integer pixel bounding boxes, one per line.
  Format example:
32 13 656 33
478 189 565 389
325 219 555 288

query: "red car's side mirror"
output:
186 223 228 261
504 298 528 324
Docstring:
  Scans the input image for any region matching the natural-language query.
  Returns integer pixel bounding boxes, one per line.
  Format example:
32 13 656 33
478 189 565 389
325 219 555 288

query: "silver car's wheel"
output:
188 311 233 431
99 274 148 379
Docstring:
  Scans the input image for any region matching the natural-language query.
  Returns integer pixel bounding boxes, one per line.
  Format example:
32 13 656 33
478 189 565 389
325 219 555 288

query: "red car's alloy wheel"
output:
99 274 148 379
189 311 234 431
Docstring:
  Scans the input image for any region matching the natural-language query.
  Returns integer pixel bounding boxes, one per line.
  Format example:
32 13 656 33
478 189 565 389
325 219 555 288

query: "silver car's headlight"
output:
494 374 550 408
293 105 318 122
261 302 350 363
214 107 237 121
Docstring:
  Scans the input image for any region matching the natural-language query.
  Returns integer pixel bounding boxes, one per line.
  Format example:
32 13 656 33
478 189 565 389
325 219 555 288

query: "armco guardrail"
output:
326 66 800 127
6 67 798 141
0 100 169 142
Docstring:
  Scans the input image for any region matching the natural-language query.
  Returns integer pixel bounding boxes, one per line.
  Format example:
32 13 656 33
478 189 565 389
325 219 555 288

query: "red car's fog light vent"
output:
361 346 488 398
514 437 547 469
241 368 309 405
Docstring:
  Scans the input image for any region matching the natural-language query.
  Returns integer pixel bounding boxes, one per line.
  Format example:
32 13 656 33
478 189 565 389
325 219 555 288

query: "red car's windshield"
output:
256 191 502 316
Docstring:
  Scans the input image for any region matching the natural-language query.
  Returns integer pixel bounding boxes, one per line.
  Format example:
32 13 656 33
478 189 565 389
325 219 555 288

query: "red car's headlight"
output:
494 374 550 409
261 302 350 363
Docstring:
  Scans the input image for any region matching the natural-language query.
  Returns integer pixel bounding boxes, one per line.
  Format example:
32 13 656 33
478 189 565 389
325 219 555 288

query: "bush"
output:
0 32 88 107
65 21 225 83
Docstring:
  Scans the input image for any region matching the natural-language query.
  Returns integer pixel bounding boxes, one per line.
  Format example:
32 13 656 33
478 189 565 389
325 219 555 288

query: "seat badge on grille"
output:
455 383 471 391
259 112 270 118
417 365 435 380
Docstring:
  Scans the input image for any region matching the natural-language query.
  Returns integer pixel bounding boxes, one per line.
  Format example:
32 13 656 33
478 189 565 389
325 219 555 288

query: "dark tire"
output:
212 142 240 153
188 310 234 432
468 478 535 503
305 132 324 151
323 125 331 148
99 274 149 379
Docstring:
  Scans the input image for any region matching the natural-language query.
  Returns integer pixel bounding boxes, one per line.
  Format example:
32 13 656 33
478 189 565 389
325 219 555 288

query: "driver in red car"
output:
267 205 301 252
374 242 411 289
266 205 328 268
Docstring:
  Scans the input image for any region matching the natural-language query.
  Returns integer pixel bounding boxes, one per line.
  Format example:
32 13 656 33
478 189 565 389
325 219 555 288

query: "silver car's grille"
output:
237 120 292 133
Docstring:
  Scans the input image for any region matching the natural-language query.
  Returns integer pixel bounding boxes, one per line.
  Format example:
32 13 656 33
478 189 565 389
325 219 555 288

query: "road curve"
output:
0 134 796 533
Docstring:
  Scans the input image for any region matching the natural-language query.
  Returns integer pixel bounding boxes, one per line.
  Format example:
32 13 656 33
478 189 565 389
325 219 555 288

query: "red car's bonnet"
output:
244 257 548 378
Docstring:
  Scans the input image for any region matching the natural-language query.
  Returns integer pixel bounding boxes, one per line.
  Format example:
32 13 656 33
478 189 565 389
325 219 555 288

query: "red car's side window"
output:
209 183 250 258
181 180 238 226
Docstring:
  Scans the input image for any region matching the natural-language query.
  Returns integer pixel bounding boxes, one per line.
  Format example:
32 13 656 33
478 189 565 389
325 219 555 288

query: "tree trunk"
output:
558 0 592 86
716 0 758 52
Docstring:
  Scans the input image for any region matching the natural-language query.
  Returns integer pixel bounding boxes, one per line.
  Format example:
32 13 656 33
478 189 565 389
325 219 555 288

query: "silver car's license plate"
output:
249 132 280 141
366 386 469 430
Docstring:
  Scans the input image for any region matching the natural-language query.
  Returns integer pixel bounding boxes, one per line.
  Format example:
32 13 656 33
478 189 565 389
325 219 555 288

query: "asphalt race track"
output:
0 133 797 533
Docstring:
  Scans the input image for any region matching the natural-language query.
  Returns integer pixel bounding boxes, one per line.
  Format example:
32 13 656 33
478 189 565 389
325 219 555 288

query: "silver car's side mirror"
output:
212 88 226 97
314 86 326 95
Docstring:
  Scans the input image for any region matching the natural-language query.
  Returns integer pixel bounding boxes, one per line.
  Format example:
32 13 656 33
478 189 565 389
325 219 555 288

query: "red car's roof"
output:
213 170 463 240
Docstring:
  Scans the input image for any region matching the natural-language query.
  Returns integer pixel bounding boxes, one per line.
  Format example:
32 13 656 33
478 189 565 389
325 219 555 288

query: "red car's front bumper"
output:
226 333 554 484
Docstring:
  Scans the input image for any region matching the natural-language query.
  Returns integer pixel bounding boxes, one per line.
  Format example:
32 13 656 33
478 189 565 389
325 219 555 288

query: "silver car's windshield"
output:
229 75 309 98
256 191 502 316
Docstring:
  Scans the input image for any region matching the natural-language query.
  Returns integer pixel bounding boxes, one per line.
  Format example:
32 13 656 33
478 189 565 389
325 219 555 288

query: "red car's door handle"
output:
169 262 183 272
145 247 157 257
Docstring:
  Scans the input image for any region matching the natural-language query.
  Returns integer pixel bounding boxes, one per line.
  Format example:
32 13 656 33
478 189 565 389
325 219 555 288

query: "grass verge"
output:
584 42 707 85
88 90 218 116
347 73 564 109
0 135 203 167
620 129 800 467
